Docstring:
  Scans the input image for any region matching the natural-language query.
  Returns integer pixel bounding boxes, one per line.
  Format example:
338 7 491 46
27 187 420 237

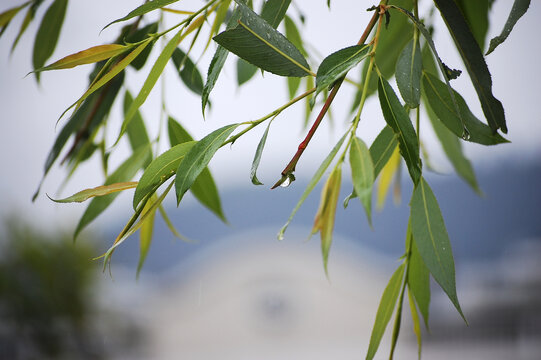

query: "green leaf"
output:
407 290 423 359
32 0 68 81
123 91 151 156
433 0 508 133
49 182 138 203
33 71 125 201
168 116 193 145
137 194 158 278
125 22 159 70
172 47 204 95
421 72 508 145
349 136 374 225
410 177 465 322
456 0 489 51
103 0 180 30
311 166 342 275
287 76 301 99
236 58 258 85
388 5 466 134
167 118 227 221
158 205 190 242
175 124 239 205
250 121 272 185
357 0 413 98
75 145 151 239
369 125 398 178
278 132 347 240
11 1 40 53
424 92 480 193
396 39 422 108
486 0 530 55
213 2 311 77
116 28 183 145
376 146 400 210
377 76 421 184
61 39 152 122
366 264 406 360
33 44 129 72
0 2 30 37
134 142 196 210
408 228 431 329
315 44 370 100
284 15 306 56
260 0 291 28
202 7 242 114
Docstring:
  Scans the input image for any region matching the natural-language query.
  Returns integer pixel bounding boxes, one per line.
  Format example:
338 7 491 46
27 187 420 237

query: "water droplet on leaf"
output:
461 128 471 141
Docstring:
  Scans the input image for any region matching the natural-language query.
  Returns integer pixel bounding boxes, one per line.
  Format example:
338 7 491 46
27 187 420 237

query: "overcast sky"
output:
0 0 539 228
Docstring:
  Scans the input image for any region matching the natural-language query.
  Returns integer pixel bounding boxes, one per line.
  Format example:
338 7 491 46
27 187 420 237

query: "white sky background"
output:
0 0 540 229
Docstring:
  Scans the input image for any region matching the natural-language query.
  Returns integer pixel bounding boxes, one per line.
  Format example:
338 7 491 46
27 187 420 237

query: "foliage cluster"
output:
0 0 530 358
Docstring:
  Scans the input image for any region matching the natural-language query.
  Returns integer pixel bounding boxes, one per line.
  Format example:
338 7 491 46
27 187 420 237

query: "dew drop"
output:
461 127 471 141
280 177 292 188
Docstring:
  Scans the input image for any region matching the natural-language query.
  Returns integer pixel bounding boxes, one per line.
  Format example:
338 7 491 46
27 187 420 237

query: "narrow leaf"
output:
213 2 311 77
396 39 422 108
358 0 413 97
422 72 508 145
311 166 342 275
32 0 68 81
433 0 508 133
408 234 431 329
50 182 137 203
407 290 423 359
425 94 480 193
62 39 152 121
0 2 29 36
33 72 124 200
168 116 192 145
125 22 159 70
456 0 489 51
172 47 204 95
34 44 129 72
167 118 227 221
366 264 406 360
75 145 151 239
376 146 400 210
278 132 347 240
349 136 374 224
236 58 258 85
117 28 183 144
377 76 421 184
11 2 39 52
486 0 530 55
134 142 196 210
202 7 242 114
158 205 190 241
103 0 180 30
175 124 239 205
250 121 272 185
410 177 465 321
123 91 151 155
316 44 370 100
370 125 398 178
260 0 291 28
137 194 158 277
284 15 306 56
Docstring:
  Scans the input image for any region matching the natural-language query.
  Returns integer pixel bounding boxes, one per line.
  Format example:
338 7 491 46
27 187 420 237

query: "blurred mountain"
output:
110 160 541 274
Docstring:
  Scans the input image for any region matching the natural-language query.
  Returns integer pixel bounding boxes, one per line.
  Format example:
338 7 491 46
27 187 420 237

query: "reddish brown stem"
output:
271 7 382 189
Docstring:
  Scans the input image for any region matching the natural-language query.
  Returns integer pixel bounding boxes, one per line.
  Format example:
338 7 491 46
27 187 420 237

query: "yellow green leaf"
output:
137 194 158 277
49 181 137 203
311 166 342 275
34 44 129 72
376 145 400 210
